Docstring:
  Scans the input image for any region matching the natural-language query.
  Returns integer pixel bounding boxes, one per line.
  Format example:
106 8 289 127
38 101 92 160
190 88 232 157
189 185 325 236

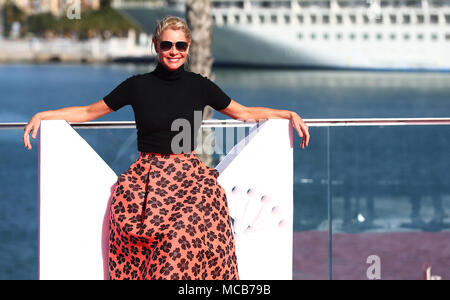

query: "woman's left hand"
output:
290 112 310 149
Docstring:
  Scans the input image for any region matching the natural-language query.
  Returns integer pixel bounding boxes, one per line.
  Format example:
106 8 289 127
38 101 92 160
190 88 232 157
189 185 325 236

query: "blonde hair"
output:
152 16 192 52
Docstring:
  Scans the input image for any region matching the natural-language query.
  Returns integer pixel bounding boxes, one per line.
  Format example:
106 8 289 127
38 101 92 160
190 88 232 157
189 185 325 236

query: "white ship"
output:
114 0 450 71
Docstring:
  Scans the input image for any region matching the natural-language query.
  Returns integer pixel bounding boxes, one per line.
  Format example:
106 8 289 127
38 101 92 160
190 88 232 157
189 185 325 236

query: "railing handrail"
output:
1 117 450 130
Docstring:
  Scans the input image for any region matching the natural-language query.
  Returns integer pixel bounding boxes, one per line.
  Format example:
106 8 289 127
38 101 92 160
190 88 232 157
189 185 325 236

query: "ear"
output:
187 41 191 53
153 38 159 53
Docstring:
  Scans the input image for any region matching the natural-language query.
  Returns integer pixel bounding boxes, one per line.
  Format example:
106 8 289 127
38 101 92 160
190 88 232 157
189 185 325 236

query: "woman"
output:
23 16 310 280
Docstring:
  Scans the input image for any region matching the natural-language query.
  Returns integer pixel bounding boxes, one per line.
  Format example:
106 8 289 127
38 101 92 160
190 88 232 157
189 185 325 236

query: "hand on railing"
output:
290 112 310 149
23 113 42 150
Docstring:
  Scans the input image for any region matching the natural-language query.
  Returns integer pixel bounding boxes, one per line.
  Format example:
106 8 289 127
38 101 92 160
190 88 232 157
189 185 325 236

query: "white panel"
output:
216 119 294 280
39 120 117 280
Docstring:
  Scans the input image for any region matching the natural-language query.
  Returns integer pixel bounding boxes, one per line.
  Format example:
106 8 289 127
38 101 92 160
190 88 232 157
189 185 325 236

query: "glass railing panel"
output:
331 125 450 280
293 127 329 280
0 129 38 280
198 122 253 167
75 128 140 176
73 122 254 175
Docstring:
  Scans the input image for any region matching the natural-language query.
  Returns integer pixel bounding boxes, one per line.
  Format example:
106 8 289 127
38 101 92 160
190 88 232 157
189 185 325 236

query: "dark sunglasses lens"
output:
176 42 188 51
160 41 172 51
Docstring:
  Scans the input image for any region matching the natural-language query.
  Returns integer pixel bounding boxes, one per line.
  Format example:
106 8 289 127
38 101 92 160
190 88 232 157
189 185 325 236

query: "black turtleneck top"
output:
103 62 232 153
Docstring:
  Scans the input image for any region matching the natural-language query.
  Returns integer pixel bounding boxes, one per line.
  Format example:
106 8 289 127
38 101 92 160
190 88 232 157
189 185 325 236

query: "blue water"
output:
1 63 450 279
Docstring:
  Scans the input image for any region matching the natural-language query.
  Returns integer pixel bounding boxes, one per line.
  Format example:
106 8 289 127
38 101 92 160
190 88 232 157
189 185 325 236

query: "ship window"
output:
430 0 445 7
298 33 303 39
406 0 421 7
271 15 278 24
337 0 366 7
261 1 271 8
336 15 343 24
417 14 425 24
247 15 253 24
269 0 291 8
323 15 330 24
376 33 383 40
350 15 357 24
284 15 291 24
297 15 304 24
446 15 450 24
323 33 330 40
363 15 370 24
363 33 369 40
223 15 228 25
403 15 411 24
430 14 439 24
445 33 450 41
417 33 424 40
212 15 216 24
259 15 265 23
214 1 244 8
311 15 317 24
403 33 411 40
431 33 438 41
310 33 317 40
390 14 397 24
349 33 356 40
336 33 343 40
301 0 331 8
390 33 396 40
235 15 240 24
215 1 229 8
375 15 383 24
299 0 308 8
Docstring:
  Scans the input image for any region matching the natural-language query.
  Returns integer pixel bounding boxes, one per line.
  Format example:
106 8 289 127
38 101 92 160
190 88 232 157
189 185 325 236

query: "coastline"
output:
0 32 154 64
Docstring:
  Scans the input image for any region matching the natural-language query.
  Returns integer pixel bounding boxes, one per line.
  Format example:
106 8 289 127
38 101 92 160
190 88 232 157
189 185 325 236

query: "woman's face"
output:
154 29 190 71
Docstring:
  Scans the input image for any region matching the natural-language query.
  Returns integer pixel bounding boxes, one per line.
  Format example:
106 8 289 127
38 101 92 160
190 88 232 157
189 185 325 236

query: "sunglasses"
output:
159 41 189 52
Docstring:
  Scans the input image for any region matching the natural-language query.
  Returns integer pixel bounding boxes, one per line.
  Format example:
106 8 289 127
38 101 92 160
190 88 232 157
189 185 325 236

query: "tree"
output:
3 0 27 38
100 0 112 9
185 0 217 166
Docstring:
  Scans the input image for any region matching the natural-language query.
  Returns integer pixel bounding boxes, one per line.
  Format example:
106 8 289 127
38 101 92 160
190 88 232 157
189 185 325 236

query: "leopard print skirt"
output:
108 150 239 280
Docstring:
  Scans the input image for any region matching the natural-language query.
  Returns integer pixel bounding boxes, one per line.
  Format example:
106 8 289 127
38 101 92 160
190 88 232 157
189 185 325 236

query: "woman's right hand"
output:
22 101 112 150
23 113 42 150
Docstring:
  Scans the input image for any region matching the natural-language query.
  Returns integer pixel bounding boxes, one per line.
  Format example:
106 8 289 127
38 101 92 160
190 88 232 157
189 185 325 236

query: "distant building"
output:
3 0 101 16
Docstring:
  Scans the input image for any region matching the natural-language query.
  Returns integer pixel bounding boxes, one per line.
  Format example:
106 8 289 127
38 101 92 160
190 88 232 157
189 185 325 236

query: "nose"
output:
169 45 179 55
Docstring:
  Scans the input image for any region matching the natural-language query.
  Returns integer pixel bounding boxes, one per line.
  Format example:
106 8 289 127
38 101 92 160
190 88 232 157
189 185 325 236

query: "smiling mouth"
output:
167 58 181 62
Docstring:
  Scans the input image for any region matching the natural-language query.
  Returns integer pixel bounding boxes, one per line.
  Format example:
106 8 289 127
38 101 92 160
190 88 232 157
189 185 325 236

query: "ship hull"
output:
118 6 450 71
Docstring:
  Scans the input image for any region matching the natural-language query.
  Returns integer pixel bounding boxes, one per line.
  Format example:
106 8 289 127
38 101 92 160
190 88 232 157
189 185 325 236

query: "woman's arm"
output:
23 99 113 150
219 99 310 149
